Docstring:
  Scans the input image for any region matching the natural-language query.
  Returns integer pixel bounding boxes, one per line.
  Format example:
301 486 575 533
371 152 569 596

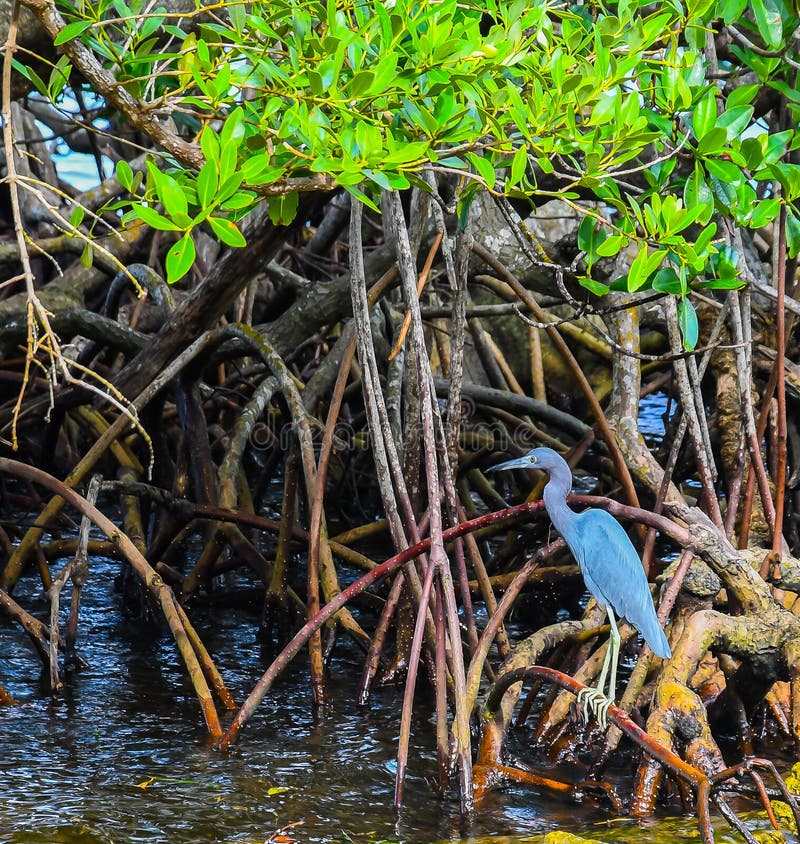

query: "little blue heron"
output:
488 446 671 727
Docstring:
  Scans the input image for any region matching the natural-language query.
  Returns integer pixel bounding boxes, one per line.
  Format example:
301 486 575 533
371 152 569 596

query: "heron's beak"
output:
486 455 535 473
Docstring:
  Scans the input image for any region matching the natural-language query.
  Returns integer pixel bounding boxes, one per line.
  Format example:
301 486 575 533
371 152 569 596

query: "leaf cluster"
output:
26 0 800 345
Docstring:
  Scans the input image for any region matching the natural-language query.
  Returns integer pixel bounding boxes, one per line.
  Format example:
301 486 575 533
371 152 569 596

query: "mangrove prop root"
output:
0 584 51 666
359 570 406 704
480 666 794 844
472 761 625 814
98 481 380 572
217 497 688 748
218 503 549 748
48 475 99 692
0 458 226 737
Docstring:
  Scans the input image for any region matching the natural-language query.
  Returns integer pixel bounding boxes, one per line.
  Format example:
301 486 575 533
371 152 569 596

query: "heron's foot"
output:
576 687 614 730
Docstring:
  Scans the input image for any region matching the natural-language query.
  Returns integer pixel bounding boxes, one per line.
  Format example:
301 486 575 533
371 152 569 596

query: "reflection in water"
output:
638 391 672 447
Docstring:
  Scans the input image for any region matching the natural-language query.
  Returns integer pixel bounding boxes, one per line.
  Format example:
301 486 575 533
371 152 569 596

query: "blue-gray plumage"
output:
488 446 670 726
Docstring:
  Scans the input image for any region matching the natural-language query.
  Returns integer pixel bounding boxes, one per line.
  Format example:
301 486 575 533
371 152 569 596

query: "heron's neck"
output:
543 470 576 541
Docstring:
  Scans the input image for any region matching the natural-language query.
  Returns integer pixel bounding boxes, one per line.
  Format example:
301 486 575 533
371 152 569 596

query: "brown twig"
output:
388 232 442 360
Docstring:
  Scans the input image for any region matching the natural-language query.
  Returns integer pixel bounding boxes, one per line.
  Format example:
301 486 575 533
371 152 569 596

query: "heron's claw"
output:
576 687 603 723
576 687 613 730
591 695 613 730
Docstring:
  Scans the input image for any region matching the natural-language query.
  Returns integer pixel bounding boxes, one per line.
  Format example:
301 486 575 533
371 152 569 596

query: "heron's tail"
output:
644 619 671 659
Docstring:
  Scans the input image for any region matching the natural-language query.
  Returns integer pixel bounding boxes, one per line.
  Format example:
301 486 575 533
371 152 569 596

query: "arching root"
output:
477 665 800 843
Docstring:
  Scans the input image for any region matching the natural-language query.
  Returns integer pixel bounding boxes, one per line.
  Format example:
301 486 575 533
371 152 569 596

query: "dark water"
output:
638 392 673 448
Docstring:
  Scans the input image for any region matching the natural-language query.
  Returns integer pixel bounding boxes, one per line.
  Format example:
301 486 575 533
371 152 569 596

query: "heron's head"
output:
486 446 565 474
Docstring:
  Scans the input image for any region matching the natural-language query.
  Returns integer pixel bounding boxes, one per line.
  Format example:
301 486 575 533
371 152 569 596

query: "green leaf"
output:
307 70 324 97
510 146 528 186
749 198 781 228
627 247 666 291
751 0 783 48
207 216 247 247
766 163 800 200
729 43 781 78
348 70 374 97
643 108 674 136
266 192 299 226
80 241 93 268
369 53 398 95
764 130 792 165
709 172 738 209
705 158 743 186
228 1 245 33
741 137 765 170
138 14 163 41
215 172 245 204
165 233 196 283
116 160 134 192
716 105 754 141
627 248 649 292
466 152 495 188
130 204 181 231
147 160 186 218
577 276 610 295
382 141 431 167
652 267 686 295
364 169 410 191
691 92 717 140
590 88 620 126
219 136 239 182
718 0 748 22
694 276 745 289
343 185 380 214
677 298 699 350
11 59 47 97
450 177 475 229
196 161 218 208
595 234 626 257
48 55 72 100
241 153 282 185
69 205 85 228
54 20 93 45
200 127 221 167
726 85 759 110
220 107 245 148
577 216 608 268
697 127 728 156
219 190 256 211
786 209 800 259
715 244 738 277
694 224 718 258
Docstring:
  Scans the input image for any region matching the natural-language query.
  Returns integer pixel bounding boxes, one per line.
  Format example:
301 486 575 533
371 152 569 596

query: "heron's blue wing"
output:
568 509 671 658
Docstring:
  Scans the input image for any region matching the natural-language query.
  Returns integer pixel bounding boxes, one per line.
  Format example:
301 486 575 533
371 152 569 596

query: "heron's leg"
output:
576 608 612 724
593 629 613 697
590 609 620 730
605 609 620 700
